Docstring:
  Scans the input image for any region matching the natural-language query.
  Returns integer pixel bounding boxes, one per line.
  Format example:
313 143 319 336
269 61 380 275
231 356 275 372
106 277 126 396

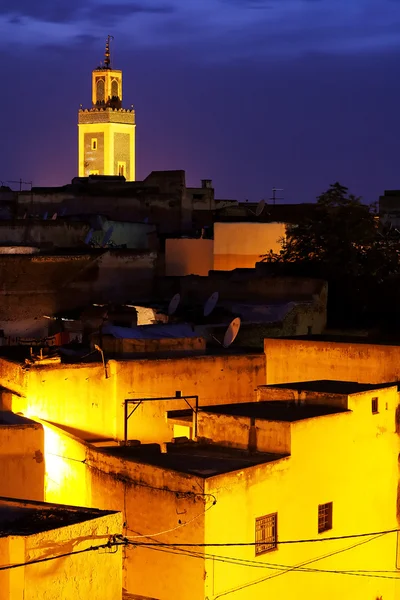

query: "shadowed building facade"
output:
78 37 136 180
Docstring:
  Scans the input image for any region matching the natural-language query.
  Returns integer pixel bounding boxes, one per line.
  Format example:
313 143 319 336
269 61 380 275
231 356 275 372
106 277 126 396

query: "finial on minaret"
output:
104 35 114 69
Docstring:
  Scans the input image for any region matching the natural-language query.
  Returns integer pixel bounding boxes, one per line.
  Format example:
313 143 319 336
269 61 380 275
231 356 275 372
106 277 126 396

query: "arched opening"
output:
96 79 105 103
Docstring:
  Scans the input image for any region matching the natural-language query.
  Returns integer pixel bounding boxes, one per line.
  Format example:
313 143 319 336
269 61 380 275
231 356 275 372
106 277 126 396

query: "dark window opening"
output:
255 513 277 555
372 397 379 414
318 502 333 533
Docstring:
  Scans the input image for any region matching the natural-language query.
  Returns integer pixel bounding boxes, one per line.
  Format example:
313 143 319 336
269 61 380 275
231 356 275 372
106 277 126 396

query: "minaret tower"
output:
78 36 136 180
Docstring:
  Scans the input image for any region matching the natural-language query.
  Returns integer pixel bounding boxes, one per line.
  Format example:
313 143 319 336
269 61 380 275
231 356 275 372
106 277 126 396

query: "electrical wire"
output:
129 534 400 583
0 540 122 572
119 526 400 547
47 453 216 503
124 497 216 539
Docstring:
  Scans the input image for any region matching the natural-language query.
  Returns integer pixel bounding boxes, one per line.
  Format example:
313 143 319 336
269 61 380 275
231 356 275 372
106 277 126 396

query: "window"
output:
91 138 97 150
318 502 333 533
372 397 379 414
255 513 277 555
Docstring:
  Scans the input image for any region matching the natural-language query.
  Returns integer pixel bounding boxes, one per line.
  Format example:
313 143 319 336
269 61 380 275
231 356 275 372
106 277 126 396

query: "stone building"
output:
78 37 136 180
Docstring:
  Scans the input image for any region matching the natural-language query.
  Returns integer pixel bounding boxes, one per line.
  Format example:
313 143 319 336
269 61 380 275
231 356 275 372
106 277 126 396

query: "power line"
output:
124 498 216 539
130 534 400 583
0 539 121 572
120 527 400 547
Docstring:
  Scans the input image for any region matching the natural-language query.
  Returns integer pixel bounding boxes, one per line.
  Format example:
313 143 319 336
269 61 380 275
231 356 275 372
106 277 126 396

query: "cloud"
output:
87 2 175 25
0 0 84 23
1 0 400 62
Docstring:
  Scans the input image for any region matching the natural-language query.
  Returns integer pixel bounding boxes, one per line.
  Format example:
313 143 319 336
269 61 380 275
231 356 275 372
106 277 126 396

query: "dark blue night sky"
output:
1 0 400 203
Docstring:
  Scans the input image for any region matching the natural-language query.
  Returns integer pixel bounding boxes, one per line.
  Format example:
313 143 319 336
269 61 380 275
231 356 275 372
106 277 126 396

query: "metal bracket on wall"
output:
123 391 199 445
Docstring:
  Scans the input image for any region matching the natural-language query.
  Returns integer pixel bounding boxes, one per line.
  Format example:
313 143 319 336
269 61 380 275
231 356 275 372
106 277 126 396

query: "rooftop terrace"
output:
262 380 398 395
199 401 348 422
98 442 286 477
0 497 117 536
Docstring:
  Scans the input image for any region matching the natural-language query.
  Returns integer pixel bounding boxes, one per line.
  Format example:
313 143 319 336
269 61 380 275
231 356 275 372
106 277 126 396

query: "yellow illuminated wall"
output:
27 384 400 600
213 221 286 270
203 386 400 600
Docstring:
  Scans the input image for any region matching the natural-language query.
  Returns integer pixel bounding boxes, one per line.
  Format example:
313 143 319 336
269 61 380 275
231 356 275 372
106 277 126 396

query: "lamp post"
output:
94 344 108 379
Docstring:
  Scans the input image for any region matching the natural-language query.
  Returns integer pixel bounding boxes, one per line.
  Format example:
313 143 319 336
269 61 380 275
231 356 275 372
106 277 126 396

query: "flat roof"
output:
0 498 117 536
198 400 348 422
263 380 398 395
98 443 286 477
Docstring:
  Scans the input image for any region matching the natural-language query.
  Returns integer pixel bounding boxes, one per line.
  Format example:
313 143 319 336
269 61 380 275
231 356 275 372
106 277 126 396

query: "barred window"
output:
318 502 333 533
255 513 277 555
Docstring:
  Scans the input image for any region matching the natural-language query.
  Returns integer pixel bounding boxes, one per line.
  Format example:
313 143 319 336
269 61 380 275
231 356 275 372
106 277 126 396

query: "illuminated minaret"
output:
78 36 136 180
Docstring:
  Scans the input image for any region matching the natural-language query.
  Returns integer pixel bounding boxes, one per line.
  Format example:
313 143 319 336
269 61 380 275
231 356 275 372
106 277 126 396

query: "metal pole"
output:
124 400 128 445
194 396 198 438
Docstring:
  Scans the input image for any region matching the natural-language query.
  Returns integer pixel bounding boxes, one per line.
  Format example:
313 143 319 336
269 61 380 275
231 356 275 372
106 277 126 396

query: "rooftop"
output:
0 497 117 536
263 380 398 395
196 400 349 422
98 442 285 477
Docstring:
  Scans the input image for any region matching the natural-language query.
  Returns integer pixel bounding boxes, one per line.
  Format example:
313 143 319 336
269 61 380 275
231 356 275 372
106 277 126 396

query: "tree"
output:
261 182 400 328
262 182 400 280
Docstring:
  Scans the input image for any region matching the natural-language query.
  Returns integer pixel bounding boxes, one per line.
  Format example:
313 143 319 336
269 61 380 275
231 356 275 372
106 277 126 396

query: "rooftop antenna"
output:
203 292 219 317
168 293 181 316
104 35 114 69
101 226 114 247
270 187 284 206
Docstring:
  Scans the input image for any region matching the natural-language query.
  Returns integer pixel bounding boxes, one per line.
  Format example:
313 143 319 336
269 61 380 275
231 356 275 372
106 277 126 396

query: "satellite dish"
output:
223 317 241 348
84 228 94 245
102 226 114 247
43 212 48 220
255 198 266 217
51 213 57 220
204 292 219 317
168 293 181 316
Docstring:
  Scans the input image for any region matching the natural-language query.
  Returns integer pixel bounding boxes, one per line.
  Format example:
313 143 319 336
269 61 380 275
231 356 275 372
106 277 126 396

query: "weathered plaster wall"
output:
2 507 122 600
197 410 291 454
0 416 44 501
213 222 286 270
115 353 265 442
165 238 214 276
264 338 400 384
2 352 265 443
0 221 91 248
40 423 207 600
204 393 399 600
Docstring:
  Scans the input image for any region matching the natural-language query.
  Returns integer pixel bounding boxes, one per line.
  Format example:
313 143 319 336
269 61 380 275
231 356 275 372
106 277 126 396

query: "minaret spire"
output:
104 35 114 69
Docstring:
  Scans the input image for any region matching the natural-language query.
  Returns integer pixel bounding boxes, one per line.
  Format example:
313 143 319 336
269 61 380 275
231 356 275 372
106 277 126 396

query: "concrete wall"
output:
3 352 265 443
197 410 291 454
0 415 44 501
0 501 122 600
40 423 207 600
0 250 158 335
204 391 399 600
264 338 400 384
213 222 286 270
91 220 156 250
0 221 91 249
165 238 213 276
